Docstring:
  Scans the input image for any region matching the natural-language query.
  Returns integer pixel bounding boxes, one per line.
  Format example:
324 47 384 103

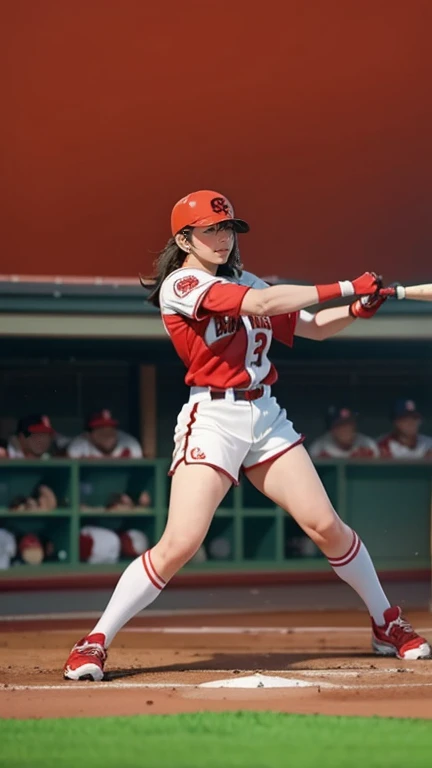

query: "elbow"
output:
254 289 275 317
253 298 269 317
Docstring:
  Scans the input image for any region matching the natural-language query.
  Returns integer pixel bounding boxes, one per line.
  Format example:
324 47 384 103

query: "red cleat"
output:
372 606 431 660
63 633 107 681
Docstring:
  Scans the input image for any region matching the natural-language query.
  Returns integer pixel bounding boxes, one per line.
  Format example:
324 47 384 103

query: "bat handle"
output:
378 286 406 299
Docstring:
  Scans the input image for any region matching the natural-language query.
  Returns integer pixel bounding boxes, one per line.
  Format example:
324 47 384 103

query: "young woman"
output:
64 190 430 680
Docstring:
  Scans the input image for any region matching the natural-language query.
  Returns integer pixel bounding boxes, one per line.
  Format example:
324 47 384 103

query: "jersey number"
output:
251 332 268 367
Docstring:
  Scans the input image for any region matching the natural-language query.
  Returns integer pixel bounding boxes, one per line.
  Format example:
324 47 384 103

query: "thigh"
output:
246 442 337 528
153 462 232 579
161 461 232 543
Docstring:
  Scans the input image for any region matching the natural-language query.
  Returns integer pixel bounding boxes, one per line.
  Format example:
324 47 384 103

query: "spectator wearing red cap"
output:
309 406 379 459
66 409 142 459
378 399 432 459
7 414 56 459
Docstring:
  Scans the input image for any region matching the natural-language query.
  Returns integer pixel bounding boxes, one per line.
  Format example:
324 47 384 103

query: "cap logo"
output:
41 415 51 427
406 400 416 411
340 408 351 418
102 409 112 419
210 197 232 216
173 275 199 298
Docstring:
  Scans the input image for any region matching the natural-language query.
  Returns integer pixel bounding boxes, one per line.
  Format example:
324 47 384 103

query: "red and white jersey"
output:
378 433 432 459
66 431 143 459
309 432 380 459
6 436 51 459
160 268 297 389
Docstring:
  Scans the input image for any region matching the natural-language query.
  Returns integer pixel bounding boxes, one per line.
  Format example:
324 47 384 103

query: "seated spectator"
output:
6 414 55 459
378 399 432 458
309 406 379 459
67 409 142 458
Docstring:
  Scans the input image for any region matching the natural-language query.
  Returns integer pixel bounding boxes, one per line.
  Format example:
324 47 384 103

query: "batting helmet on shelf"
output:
170 190 250 236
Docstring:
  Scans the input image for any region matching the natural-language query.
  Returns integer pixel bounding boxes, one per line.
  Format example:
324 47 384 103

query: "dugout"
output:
0 277 431 587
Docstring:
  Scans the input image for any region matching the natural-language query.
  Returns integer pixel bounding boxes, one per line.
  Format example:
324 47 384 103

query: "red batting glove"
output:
349 293 387 319
316 272 382 303
351 272 383 295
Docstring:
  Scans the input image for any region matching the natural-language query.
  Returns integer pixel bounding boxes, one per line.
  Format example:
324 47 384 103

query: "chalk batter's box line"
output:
2 681 432 692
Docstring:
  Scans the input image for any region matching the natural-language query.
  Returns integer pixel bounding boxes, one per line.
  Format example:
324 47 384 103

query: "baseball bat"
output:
379 284 432 301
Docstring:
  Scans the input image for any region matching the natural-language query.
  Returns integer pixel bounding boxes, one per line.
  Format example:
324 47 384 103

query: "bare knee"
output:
301 508 349 549
152 533 203 576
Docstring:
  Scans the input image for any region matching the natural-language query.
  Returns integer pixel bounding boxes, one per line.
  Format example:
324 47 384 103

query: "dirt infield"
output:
1 610 432 719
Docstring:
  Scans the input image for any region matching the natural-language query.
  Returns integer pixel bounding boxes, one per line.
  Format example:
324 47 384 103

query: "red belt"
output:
209 386 264 402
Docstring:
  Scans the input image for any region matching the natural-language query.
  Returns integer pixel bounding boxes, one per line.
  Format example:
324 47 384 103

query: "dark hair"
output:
140 225 243 308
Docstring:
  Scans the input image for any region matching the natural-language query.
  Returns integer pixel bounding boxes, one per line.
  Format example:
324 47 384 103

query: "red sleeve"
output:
270 312 299 347
198 283 251 318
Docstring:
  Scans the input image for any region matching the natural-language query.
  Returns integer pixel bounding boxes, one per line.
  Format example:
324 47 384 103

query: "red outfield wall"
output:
2 1 432 282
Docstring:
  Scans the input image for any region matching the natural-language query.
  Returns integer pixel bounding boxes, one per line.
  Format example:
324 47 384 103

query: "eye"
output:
204 226 216 234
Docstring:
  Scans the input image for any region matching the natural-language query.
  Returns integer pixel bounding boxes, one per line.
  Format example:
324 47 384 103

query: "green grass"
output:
1 711 432 768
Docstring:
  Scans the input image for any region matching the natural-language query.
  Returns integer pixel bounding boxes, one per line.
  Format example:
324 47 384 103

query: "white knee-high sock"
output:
328 530 390 625
91 550 166 646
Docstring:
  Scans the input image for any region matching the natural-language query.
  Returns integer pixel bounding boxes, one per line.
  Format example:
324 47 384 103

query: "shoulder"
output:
161 268 223 301
117 431 142 454
309 434 328 455
160 268 228 319
359 433 379 448
66 434 92 457
6 437 23 458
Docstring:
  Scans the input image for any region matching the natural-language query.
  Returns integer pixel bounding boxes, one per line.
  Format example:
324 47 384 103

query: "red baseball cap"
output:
86 409 119 430
171 190 250 236
16 414 55 436
19 534 43 553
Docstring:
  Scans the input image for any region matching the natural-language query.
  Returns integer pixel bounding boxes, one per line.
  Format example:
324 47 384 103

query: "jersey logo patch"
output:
190 447 206 460
173 275 200 297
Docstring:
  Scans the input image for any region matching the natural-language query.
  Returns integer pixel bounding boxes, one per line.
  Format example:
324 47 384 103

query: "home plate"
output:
199 674 318 689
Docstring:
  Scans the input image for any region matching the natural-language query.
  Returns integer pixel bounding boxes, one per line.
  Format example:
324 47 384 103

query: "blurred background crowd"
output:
1 398 431 465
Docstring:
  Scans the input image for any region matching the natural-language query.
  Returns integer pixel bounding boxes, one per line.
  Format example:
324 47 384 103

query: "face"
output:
23 433 53 457
182 223 235 273
89 426 118 454
394 415 421 438
331 421 356 448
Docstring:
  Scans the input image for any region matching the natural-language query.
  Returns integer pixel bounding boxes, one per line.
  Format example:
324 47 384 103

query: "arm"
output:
239 272 381 317
295 290 388 341
295 306 355 341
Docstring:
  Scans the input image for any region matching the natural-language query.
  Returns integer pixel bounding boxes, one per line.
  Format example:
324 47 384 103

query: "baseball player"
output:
64 190 429 680
7 414 56 459
309 406 379 459
66 410 142 458
378 399 432 459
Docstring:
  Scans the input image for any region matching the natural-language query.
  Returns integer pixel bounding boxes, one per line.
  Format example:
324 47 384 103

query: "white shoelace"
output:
76 641 106 660
386 616 414 637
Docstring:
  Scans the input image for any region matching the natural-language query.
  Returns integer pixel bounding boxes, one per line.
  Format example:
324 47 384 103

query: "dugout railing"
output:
0 458 430 581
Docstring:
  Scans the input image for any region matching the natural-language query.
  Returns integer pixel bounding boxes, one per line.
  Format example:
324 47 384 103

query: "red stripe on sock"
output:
142 551 163 590
328 531 361 567
147 549 166 586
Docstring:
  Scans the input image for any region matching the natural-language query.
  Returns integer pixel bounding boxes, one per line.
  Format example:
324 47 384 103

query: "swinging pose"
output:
64 190 430 680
